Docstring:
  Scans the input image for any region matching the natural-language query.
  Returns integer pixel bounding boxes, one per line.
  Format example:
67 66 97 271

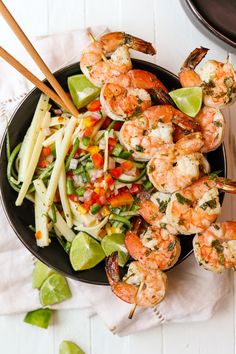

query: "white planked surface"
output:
1 0 236 353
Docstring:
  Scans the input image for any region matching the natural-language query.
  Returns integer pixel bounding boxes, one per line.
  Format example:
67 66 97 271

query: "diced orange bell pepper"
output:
108 191 134 208
121 160 133 171
87 146 100 155
35 231 42 240
87 99 101 112
92 153 104 169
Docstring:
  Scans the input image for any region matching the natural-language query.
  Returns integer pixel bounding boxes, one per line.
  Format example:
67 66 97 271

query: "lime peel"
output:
169 87 203 117
68 74 100 109
101 233 129 267
32 260 56 289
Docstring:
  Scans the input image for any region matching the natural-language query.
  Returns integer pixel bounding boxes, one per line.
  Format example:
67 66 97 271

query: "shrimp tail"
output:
148 88 176 106
215 178 236 194
181 47 209 70
105 252 120 285
123 33 156 55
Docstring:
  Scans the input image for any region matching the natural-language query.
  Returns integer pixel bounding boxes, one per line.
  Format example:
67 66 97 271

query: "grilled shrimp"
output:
166 176 236 235
147 133 210 193
138 191 171 228
80 32 156 87
195 106 225 153
193 221 236 273
105 253 167 307
125 225 181 270
119 105 201 160
179 47 236 109
100 69 168 120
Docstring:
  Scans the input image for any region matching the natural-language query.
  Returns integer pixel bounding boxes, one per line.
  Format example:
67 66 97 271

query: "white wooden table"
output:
1 0 236 353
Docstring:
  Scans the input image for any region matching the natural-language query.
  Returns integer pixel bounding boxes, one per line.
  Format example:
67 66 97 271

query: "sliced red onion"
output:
73 175 83 187
69 158 79 170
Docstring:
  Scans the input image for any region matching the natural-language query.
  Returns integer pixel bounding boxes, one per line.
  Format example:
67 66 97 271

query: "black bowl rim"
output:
0 58 227 284
185 0 236 49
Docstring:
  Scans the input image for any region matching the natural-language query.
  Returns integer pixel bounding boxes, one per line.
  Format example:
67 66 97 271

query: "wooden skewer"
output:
0 0 79 117
128 281 145 320
87 31 107 62
0 47 67 110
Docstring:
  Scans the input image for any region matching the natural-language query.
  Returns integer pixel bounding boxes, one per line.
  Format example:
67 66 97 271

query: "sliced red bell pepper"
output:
129 183 141 194
108 191 134 208
111 167 123 178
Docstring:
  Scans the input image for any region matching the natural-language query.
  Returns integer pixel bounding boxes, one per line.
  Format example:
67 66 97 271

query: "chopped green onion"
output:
81 171 90 183
143 180 153 190
109 214 131 229
65 137 79 170
64 241 71 253
119 150 132 159
66 179 75 195
86 161 94 170
82 137 90 147
76 187 85 197
90 203 101 215
112 143 123 156
73 165 84 175
78 153 90 162
51 203 57 223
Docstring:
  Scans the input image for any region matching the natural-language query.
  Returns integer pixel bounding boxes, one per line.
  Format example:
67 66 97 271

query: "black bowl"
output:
0 59 227 285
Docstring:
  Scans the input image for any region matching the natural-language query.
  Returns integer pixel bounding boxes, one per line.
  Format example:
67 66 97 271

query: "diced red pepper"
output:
121 160 133 171
113 121 123 131
130 183 141 194
83 201 91 212
108 137 117 152
108 191 134 208
105 173 114 186
68 194 79 202
42 147 51 156
87 99 101 112
66 171 73 177
111 167 123 179
38 160 49 168
101 117 112 129
92 153 104 169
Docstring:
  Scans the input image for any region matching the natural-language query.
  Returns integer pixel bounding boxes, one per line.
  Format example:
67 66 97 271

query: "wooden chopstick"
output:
0 46 67 110
88 31 107 61
0 0 79 117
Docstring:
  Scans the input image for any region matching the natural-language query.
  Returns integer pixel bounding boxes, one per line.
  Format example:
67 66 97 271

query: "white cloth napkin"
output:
0 27 231 336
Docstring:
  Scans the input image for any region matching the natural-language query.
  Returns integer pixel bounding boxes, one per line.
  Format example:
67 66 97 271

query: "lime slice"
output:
32 260 56 289
68 74 100 109
169 87 202 117
39 274 72 306
24 308 53 329
69 232 105 271
60 341 85 354
101 233 129 267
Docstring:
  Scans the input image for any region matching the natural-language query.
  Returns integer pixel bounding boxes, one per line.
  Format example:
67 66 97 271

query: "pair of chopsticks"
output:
0 0 99 116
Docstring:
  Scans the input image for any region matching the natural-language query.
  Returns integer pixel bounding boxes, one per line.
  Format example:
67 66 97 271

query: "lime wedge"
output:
68 74 100 109
39 273 72 306
169 87 203 117
69 232 105 271
60 341 85 354
32 260 56 289
24 308 53 329
101 233 129 267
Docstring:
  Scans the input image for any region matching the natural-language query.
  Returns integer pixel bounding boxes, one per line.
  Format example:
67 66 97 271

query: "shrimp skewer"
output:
100 69 169 121
166 176 236 235
105 252 167 307
179 47 236 109
193 221 236 273
147 133 210 193
119 105 201 160
125 225 181 270
80 32 156 87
